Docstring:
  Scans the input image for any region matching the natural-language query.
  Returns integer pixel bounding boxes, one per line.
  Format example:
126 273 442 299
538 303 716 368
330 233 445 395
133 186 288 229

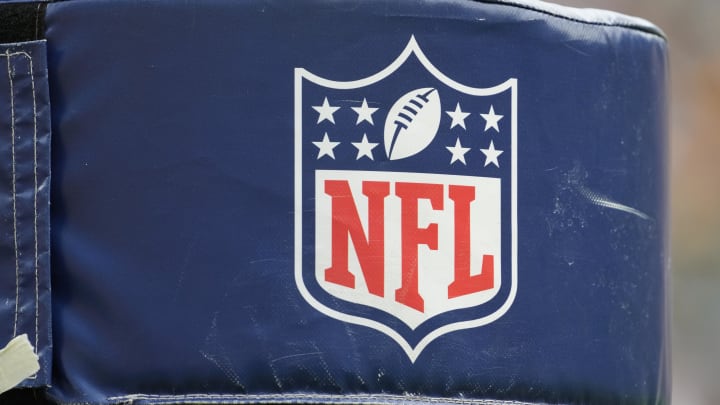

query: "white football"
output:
384 87 441 160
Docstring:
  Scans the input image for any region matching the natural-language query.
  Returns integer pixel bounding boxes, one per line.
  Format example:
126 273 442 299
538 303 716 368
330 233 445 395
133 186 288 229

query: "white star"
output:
446 138 471 165
480 140 503 167
446 102 471 130
313 133 340 160
351 98 379 125
312 97 340 124
351 133 378 160
480 105 503 132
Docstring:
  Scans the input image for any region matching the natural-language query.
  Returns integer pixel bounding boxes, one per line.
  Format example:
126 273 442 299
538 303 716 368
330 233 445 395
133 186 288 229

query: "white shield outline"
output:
294 36 517 362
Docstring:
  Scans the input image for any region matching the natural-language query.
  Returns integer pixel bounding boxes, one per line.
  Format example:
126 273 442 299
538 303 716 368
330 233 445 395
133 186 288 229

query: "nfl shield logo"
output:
294 37 517 361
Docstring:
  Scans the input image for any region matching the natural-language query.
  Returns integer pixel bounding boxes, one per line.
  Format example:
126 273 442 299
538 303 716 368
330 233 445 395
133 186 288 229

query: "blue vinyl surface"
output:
0 39 52 388
39 0 668 403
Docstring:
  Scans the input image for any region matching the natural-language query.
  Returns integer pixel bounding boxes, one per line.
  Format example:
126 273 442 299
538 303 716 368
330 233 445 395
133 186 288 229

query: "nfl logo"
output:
294 36 517 361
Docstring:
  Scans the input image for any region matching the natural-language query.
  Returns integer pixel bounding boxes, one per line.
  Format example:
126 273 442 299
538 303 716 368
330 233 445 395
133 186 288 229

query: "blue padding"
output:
0 39 52 387
43 1 668 403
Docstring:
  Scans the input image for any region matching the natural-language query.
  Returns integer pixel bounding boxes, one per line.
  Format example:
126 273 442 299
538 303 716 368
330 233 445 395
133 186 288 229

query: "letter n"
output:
324 180 389 297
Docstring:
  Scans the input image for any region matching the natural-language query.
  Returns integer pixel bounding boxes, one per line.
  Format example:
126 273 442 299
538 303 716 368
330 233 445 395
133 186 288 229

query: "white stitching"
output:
25 51 40 354
2 50 41 365
106 393 544 405
5 50 20 338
